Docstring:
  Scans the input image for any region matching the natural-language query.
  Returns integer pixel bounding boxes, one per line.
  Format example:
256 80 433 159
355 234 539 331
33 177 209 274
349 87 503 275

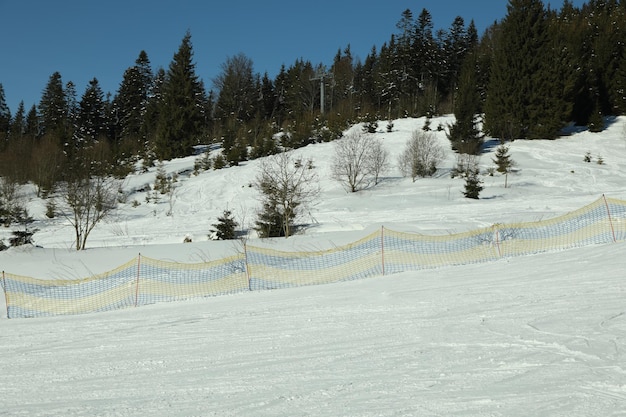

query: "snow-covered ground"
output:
1 115 626 416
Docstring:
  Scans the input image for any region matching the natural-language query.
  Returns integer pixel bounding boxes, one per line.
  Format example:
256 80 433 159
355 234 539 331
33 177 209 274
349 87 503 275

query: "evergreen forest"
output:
0 0 624 194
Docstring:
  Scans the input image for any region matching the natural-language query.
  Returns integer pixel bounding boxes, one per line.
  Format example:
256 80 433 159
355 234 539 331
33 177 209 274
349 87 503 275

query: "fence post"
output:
602 194 617 243
381 226 385 276
2 271 9 319
244 242 252 291
493 224 502 257
135 253 141 307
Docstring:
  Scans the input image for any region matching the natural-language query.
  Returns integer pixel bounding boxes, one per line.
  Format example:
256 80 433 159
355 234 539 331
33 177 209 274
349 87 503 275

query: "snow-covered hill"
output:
1 115 626 416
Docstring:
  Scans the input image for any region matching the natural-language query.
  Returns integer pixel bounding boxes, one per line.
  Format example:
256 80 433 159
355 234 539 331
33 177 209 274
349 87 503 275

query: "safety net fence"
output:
2 195 625 318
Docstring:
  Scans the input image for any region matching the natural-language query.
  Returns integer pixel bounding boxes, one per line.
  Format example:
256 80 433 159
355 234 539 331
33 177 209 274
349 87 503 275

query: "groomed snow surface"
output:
1 116 626 416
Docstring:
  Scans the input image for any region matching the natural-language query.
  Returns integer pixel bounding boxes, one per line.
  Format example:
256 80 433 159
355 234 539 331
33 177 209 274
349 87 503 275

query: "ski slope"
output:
1 116 625 416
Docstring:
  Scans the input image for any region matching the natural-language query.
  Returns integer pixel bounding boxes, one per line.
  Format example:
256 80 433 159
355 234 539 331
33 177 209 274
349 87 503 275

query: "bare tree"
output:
331 131 389 192
398 130 445 182
59 176 119 250
254 152 319 238
367 137 390 186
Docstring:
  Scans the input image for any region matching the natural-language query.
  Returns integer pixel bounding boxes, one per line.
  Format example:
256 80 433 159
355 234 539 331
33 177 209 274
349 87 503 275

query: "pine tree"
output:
493 144 513 174
8 101 25 142
602 0 626 115
155 31 207 160
64 81 78 134
587 99 605 132
113 51 153 145
484 0 564 139
395 9 418 109
0 84 11 141
142 67 166 160
24 105 39 140
493 144 515 187
526 7 576 138
448 50 483 154
440 16 469 102
211 209 239 240
357 46 380 113
463 167 483 199
414 9 439 116
39 72 68 140
330 45 355 114
76 78 107 142
615 48 626 115
281 59 318 118
259 72 277 120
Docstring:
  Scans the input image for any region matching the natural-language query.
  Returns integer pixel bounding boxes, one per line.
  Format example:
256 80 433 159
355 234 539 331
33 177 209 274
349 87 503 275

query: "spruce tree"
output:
463 167 483 199
524 8 571 139
440 16 469 102
615 48 626 115
601 0 626 116
484 0 565 139
76 78 107 142
330 45 355 113
8 101 25 142
156 31 207 160
24 105 39 140
142 67 166 160
211 209 239 240
65 81 78 134
113 51 153 144
414 9 439 116
39 72 68 140
395 9 418 108
259 72 277 120
0 84 10 141
448 51 483 154
493 144 514 187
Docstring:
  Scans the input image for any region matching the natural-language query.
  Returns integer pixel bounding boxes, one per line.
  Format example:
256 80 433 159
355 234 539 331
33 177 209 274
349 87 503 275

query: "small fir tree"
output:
493 145 512 172
492 144 514 187
211 209 239 240
154 161 170 194
213 154 227 170
9 208 36 247
463 167 483 199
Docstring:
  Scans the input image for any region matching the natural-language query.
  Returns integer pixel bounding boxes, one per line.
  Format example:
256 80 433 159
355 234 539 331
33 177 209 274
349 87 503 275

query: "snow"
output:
1 115 626 416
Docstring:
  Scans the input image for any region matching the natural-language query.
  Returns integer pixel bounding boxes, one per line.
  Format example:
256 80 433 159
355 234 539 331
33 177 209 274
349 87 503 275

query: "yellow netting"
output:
2 258 138 317
246 231 382 289
136 255 248 302
2 196 624 318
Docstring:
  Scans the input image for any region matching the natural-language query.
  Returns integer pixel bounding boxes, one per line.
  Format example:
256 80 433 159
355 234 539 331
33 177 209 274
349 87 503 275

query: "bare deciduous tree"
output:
367 137 390 186
254 152 319 238
398 130 445 182
59 176 119 250
331 131 389 192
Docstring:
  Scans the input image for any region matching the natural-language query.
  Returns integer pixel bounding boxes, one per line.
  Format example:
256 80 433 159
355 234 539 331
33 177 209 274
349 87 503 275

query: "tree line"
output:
0 0 624 193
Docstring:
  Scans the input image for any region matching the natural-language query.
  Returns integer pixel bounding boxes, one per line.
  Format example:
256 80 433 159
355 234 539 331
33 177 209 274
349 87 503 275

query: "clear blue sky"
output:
0 0 585 113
